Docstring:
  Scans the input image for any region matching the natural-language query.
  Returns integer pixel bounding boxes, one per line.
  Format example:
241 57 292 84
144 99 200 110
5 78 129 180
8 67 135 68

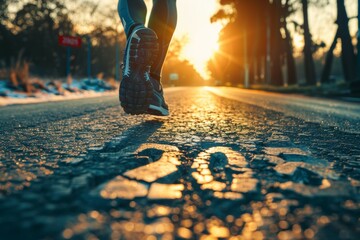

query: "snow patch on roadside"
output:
0 78 118 107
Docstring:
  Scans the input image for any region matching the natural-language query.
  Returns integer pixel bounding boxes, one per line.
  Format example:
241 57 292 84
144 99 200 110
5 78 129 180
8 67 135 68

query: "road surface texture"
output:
0 87 359 240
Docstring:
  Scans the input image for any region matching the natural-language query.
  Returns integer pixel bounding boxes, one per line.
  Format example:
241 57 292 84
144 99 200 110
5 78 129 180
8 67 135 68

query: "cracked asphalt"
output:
0 87 359 240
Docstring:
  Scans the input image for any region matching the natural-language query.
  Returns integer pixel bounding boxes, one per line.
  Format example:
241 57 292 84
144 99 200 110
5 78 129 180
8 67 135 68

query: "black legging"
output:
118 0 177 80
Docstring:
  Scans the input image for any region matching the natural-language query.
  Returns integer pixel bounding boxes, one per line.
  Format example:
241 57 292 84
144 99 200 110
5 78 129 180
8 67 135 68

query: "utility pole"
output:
66 47 71 77
266 8 271 85
244 29 249 88
87 36 92 80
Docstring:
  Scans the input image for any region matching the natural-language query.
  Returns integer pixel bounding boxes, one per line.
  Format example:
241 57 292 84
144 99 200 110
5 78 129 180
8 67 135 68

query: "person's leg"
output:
144 0 177 116
118 0 147 37
148 0 178 81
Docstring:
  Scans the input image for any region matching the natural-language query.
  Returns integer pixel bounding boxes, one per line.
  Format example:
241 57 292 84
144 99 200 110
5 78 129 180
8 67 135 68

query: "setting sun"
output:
145 0 223 80
174 0 223 80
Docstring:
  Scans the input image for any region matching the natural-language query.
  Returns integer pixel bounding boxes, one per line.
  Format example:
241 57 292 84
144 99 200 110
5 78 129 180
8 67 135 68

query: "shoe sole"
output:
148 104 170 116
119 27 158 115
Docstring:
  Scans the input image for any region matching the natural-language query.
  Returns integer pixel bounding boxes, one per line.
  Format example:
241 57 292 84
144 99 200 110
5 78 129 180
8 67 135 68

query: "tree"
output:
301 0 317 85
210 0 291 86
321 31 339 83
0 0 75 75
336 0 357 82
270 0 284 86
0 0 124 78
282 0 298 85
321 0 357 84
0 0 18 66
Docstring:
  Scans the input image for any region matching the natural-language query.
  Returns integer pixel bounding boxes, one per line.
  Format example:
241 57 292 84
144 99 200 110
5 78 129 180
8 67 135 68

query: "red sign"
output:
58 35 82 48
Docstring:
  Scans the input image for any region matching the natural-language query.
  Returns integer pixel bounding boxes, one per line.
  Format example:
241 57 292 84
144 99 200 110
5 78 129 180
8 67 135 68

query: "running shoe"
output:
119 25 159 115
147 77 169 116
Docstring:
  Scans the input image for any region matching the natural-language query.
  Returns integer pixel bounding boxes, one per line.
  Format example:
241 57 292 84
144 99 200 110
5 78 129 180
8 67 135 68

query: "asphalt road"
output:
0 87 359 240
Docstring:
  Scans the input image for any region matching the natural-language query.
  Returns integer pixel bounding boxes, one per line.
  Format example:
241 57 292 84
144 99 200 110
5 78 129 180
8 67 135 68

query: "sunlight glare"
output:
145 0 223 80
174 0 222 80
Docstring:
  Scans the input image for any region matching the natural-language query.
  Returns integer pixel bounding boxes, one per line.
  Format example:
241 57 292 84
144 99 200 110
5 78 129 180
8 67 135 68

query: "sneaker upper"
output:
147 77 169 116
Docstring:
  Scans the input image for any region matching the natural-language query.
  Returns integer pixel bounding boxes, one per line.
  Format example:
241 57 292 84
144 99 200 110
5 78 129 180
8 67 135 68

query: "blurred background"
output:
0 0 359 97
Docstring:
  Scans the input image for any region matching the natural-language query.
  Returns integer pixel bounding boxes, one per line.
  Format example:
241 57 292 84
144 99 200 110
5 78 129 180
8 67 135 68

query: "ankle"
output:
150 73 161 82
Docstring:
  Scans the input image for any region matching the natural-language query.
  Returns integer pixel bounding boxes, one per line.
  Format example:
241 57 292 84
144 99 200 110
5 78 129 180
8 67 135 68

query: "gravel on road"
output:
0 87 359 240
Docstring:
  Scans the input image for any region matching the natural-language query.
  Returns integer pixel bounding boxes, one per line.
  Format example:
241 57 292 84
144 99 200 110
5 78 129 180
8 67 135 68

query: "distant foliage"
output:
162 38 205 86
0 0 123 78
209 0 358 87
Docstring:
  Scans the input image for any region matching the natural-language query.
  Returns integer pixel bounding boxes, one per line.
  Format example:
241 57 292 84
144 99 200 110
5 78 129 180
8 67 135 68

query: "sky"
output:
144 0 224 80
102 0 358 80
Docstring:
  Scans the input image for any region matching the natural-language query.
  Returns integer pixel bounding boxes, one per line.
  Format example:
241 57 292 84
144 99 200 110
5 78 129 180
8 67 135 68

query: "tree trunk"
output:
336 0 357 82
249 8 260 86
270 0 283 86
282 0 297 85
321 30 339 83
301 0 317 85
284 19 297 85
